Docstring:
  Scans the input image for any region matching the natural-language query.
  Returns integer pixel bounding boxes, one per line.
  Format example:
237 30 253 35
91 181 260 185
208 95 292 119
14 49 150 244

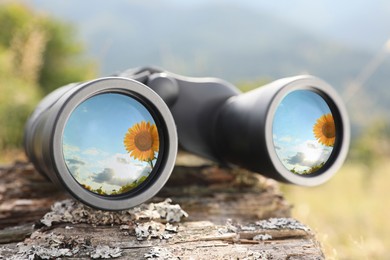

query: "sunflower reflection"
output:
313 113 335 147
124 121 159 167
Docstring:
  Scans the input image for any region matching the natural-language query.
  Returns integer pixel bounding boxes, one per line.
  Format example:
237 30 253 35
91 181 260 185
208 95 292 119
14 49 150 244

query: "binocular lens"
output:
213 75 349 186
273 90 335 175
63 93 161 196
24 77 177 210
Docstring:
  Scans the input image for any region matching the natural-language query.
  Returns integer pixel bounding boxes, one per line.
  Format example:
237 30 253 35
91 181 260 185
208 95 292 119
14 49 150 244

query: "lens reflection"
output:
63 93 160 195
273 90 335 175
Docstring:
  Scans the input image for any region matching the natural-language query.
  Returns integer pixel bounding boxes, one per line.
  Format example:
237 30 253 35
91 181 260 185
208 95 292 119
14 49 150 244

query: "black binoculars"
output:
24 67 350 210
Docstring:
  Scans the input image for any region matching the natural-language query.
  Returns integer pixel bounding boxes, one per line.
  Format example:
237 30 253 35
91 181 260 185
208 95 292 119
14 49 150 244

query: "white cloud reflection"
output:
63 144 152 193
275 139 332 173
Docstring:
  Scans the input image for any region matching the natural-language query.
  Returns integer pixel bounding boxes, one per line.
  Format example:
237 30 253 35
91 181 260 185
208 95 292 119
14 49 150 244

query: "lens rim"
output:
51 77 177 210
266 76 350 186
62 92 165 198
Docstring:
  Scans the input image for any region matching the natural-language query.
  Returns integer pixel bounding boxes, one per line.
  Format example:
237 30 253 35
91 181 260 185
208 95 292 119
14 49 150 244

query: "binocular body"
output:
24 67 350 210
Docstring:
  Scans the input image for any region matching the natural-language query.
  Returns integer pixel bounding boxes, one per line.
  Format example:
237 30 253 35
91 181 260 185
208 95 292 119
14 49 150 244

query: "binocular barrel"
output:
214 76 349 186
24 67 350 210
24 77 177 210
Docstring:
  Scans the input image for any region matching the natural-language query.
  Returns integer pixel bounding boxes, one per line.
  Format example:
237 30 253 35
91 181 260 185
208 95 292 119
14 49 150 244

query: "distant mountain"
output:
23 1 390 131
234 0 390 52
26 1 373 81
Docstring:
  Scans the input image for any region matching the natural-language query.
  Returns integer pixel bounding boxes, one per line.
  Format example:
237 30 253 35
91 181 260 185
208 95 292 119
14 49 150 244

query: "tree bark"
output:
0 153 324 259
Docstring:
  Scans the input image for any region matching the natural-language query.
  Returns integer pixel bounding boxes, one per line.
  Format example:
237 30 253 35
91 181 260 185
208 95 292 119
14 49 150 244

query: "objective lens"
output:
63 93 161 196
272 90 335 175
23 77 177 210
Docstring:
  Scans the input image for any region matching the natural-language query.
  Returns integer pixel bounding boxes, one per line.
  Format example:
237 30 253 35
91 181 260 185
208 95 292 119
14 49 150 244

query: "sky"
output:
172 0 390 51
25 0 390 52
62 93 158 194
273 90 333 173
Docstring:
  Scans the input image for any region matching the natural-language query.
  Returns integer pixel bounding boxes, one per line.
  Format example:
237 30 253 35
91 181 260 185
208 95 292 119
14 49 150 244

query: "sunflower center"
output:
322 122 335 138
134 131 153 151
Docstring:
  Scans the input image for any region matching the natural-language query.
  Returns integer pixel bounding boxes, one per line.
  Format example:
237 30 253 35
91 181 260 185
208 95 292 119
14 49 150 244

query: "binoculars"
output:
24 67 350 210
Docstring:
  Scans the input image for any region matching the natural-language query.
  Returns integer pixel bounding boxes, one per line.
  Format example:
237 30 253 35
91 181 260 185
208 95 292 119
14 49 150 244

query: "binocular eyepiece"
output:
24 67 350 210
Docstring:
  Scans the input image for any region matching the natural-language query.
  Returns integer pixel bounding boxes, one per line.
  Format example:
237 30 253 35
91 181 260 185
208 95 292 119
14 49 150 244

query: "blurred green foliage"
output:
349 120 390 168
117 176 148 194
81 176 148 196
290 162 325 175
0 3 96 152
236 78 270 93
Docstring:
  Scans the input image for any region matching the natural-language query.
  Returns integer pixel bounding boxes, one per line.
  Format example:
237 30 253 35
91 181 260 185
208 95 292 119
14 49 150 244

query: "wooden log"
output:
0 199 323 259
0 153 324 259
0 162 68 229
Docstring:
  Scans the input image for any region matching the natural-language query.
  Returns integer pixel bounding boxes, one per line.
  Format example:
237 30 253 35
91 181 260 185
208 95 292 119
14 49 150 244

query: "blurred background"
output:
0 0 389 258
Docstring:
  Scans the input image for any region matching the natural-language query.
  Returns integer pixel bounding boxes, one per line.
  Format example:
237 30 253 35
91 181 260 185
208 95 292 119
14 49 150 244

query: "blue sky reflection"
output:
273 90 334 174
62 93 158 194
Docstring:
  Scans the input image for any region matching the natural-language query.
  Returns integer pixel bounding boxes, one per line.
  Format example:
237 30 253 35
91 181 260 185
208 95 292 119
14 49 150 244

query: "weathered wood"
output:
0 224 35 244
0 154 324 259
1 221 322 259
0 199 323 259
